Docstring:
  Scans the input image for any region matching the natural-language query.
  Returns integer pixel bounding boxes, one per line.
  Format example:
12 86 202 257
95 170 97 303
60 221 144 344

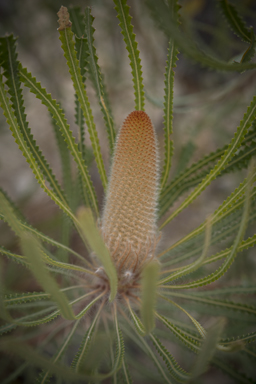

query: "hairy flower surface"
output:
102 111 159 277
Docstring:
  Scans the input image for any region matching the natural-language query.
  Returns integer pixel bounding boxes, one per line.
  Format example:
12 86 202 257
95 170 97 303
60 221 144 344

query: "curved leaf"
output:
113 0 145 111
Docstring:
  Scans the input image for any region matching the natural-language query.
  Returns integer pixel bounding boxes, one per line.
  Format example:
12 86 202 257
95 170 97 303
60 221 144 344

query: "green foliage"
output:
0 2 256 383
113 0 145 111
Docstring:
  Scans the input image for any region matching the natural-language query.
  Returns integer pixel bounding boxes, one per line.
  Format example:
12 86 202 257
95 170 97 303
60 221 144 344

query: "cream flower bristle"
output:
102 111 159 275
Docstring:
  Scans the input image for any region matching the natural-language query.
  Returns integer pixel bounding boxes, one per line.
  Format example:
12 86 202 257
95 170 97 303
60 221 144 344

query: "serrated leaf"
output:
18 65 99 216
159 172 256 262
161 0 180 189
0 209 86 265
84 7 116 156
150 333 190 382
156 313 201 353
162 163 254 289
0 245 28 268
125 297 145 336
71 303 103 372
159 96 256 229
51 117 74 208
241 29 256 63
113 0 145 111
0 36 68 209
161 291 256 318
58 11 107 190
159 127 256 217
160 216 212 284
4 291 49 307
221 331 256 347
203 233 256 267
158 295 206 338
0 75 79 226
161 39 178 188
4 285 83 307
135 332 172 384
69 6 85 38
121 359 133 384
219 0 252 43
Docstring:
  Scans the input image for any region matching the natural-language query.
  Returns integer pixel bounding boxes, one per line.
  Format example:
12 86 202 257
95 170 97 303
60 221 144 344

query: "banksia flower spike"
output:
101 111 160 283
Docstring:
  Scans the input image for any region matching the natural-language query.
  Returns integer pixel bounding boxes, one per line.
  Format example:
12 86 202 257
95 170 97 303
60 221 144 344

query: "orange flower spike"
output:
102 111 159 276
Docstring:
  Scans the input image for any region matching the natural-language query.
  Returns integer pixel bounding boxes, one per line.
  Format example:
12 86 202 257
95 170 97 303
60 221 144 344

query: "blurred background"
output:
0 1 256 382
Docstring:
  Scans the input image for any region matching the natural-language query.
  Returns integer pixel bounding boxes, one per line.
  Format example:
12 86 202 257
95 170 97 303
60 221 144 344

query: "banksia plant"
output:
0 1 256 383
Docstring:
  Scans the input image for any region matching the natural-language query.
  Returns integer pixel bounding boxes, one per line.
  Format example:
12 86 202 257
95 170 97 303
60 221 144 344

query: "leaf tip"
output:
57 6 72 30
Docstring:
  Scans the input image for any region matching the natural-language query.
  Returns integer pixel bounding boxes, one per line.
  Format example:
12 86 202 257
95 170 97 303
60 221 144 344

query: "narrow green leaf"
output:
0 259 14 324
4 285 83 307
0 245 29 267
159 126 256 217
161 163 254 289
135 333 172 384
4 291 49 306
159 215 212 284
69 7 85 38
191 319 225 381
52 117 74 208
141 261 159 334
221 331 256 347
58 7 107 190
16 291 100 327
192 285 256 296
84 7 116 156
40 249 95 276
203 234 256 267
125 297 145 336
0 75 79 225
112 303 125 375
156 313 201 353
219 0 252 43
0 36 68 208
72 302 103 372
122 360 132 384
241 29 256 63
0 211 86 265
113 0 145 111
150 333 190 382
159 171 256 261
160 96 256 229
39 318 81 384
0 190 92 274
161 0 180 188
160 291 256 317
18 65 98 216
20 233 76 320
160 39 177 188
77 207 118 302
69 8 88 167
158 294 206 338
